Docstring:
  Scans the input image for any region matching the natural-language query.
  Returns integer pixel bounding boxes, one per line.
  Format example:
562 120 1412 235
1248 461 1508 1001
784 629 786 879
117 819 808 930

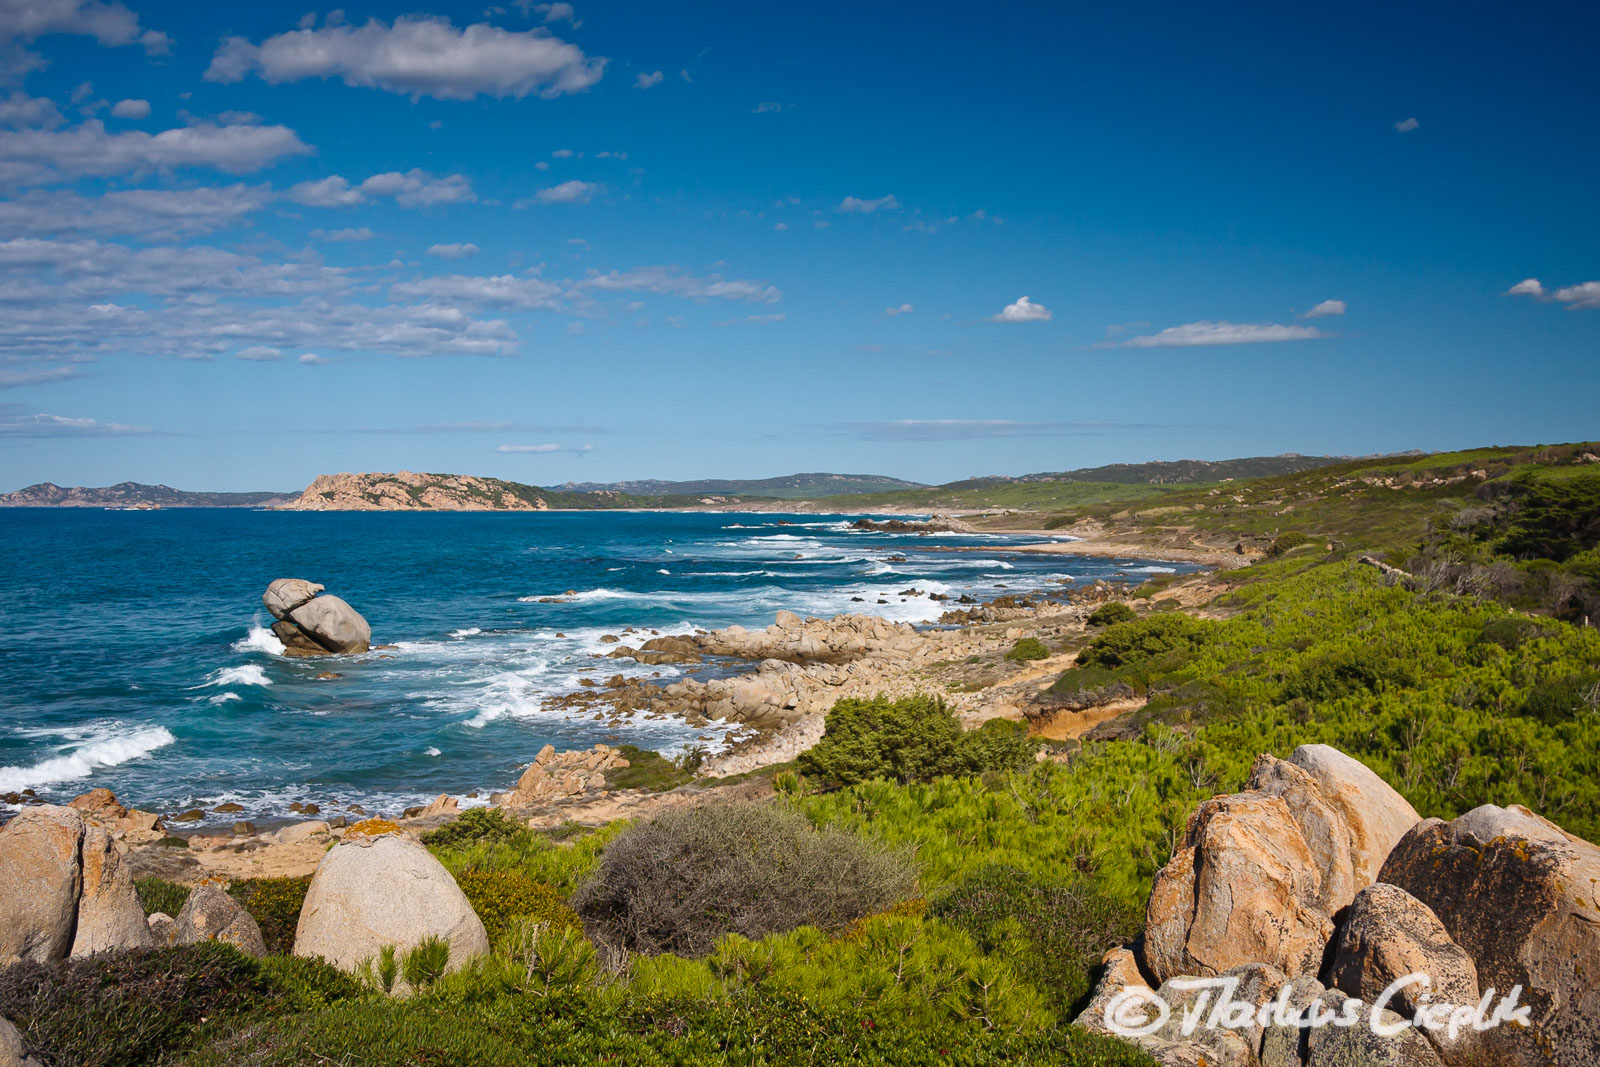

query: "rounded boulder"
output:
287 594 371 654
293 831 488 978
262 578 325 621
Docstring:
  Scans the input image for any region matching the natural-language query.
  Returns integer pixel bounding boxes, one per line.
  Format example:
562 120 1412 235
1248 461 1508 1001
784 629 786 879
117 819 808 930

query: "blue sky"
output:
1 0 1596 491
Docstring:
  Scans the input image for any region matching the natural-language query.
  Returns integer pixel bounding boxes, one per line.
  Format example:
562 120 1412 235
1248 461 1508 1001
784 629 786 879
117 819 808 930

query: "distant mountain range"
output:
0 456 1396 510
0 482 293 508
555 472 928 499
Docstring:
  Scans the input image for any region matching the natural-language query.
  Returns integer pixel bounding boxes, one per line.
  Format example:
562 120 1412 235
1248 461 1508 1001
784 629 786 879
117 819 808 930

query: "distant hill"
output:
555 472 928 500
279 470 744 511
0 482 292 508
954 455 1351 488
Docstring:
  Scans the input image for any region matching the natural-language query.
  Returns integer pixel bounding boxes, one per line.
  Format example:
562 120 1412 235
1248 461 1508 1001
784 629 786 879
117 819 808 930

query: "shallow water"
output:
0 509 1194 821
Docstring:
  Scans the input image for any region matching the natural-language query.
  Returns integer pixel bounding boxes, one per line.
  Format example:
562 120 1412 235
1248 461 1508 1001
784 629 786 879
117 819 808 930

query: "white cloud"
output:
0 0 170 61
1303 299 1346 318
109 97 148 119
1120 320 1329 347
314 226 374 242
714 313 785 326
1394 117 1420 132
838 194 899 213
297 352 329 365
427 242 480 260
390 273 565 311
496 441 592 453
634 70 662 89
0 120 310 186
234 345 283 360
1553 282 1600 310
992 295 1051 322
0 409 151 436
290 169 475 209
518 2 578 25
530 179 599 204
0 184 273 239
0 91 61 127
751 101 781 113
205 15 605 101
885 303 913 316
1510 277 1600 310
551 148 577 158
577 266 779 303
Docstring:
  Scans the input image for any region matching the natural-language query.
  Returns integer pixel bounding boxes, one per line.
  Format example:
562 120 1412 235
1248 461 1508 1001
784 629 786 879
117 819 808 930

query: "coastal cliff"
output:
281 471 551 511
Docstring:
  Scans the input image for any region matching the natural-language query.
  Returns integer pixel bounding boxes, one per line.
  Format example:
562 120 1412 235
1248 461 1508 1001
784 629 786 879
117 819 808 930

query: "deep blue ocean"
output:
0 509 1191 822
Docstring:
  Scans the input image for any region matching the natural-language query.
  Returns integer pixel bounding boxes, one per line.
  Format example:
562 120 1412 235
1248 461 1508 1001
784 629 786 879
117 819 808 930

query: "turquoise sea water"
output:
0 509 1193 822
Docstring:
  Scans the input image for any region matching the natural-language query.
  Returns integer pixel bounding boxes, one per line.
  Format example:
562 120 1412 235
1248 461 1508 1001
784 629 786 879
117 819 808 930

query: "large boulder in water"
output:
70 823 152 956
0 806 83 963
288 594 371 653
1380 804 1600 1065
262 578 324 621
260 579 371 655
294 830 488 984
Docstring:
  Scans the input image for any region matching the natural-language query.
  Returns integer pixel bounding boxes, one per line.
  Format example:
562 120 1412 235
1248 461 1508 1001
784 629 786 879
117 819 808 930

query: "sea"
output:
0 509 1194 823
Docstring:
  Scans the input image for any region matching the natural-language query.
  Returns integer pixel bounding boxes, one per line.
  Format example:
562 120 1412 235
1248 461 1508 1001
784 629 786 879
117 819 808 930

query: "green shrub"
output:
1077 613 1219 669
798 694 1040 786
430 821 626 897
1278 646 1422 703
420 806 530 849
1517 671 1600 725
931 865 1143 1013
574 801 916 958
454 869 579 944
1004 637 1051 662
254 954 365 1011
401 936 451 989
0 942 263 1067
1268 531 1317 556
605 744 696 791
1046 663 1139 709
229 876 310 955
134 876 189 917
1085 601 1137 627
1476 615 1549 650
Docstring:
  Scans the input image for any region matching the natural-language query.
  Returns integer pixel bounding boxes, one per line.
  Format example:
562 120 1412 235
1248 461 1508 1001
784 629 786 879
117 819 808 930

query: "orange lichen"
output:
343 818 402 838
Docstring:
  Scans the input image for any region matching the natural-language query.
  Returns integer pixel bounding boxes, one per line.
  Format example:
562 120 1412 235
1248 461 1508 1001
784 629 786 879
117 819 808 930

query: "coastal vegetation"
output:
5 442 1599 1064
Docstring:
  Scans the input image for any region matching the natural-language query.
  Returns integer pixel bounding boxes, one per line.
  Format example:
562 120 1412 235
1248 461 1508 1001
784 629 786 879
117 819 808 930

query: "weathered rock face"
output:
294 831 488 981
0 805 84 963
496 744 627 807
261 580 371 655
0 1015 44 1067
70 823 153 956
262 578 324 620
283 471 548 512
1301 989 1445 1067
1381 804 1600 1065
1142 745 1419 985
1144 792 1333 982
1327 883 1478 1021
289 594 371 654
172 883 266 957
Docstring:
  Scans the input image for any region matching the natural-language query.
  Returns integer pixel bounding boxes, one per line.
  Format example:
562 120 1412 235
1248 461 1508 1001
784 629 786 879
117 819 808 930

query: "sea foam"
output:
201 664 272 687
231 624 285 656
0 725 176 794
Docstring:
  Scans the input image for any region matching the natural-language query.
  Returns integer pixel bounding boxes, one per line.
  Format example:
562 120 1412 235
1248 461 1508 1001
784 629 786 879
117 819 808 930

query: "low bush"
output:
606 744 697 792
1268 531 1317 556
573 801 916 958
134 876 189 917
798 694 1040 786
1004 637 1050 662
401 935 451 989
430 821 626 897
1517 671 1600 725
931 865 1143 1013
1077 613 1218 669
1085 601 1136 627
455 868 580 944
0 942 264 1067
420 806 529 849
229 876 310 955
1045 663 1139 709
1476 615 1549 650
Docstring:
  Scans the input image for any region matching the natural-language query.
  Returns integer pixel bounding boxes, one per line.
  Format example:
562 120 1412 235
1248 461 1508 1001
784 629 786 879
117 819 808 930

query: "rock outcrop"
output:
171 883 267 956
283 471 549 511
294 829 488 983
263 578 372 655
0 806 83 963
1381 804 1600 1065
1076 745 1596 1066
495 744 627 807
70 824 152 956
0 1015 43 1067
1143 745 1420 983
